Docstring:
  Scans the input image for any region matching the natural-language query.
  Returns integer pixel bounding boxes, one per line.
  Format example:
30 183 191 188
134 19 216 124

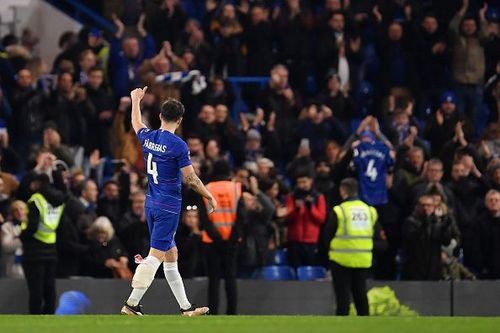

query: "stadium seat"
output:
272 248 288 266
259 265 296 281
297 266 327 281
55 291 91 315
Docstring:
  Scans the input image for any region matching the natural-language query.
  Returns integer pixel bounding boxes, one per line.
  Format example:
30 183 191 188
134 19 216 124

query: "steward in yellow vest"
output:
20 173 67 314
322 178 386 317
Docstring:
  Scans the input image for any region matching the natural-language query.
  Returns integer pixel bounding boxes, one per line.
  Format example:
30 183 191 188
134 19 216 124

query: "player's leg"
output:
160 212 208 316
122 247 163 315
163 247 208 316
122 208 163 315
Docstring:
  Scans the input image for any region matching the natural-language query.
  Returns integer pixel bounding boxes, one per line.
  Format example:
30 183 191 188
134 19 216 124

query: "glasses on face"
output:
186 205 198 211
420 203 435 208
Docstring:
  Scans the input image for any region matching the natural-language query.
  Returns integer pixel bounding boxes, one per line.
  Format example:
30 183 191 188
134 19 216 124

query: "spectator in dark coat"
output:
85 66 115 155
402 194 453 280
119 191 150 272
176 205 203 279
477 190 500 279
425 91 473 157
109 14 156 97
96 175 130 232
414 12 450 116
146 0 187 51
44 72 96 152
239 176 275 273
7 69 46 170
82 217 129 278
244 4 274 76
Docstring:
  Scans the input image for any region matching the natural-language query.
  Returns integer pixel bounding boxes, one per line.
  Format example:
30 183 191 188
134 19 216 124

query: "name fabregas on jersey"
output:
143 139 166 153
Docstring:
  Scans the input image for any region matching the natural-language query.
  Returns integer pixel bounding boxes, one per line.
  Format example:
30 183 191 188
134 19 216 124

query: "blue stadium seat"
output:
55 291 91 315
297 266 327 281
272 248 288 266
260 265 296 281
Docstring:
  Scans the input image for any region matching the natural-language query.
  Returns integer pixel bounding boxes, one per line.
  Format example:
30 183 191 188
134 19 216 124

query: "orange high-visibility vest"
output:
202 180 242 243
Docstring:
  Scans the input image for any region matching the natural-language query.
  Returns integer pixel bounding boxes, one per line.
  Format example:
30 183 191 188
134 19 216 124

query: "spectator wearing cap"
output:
28 122 74 169
285 170 327 268
425 91 473 157
449 0 488 124
109 14 156 97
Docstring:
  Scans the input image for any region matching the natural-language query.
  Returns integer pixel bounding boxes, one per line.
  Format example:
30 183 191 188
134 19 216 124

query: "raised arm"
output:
130 87 148 133
181 165 217 213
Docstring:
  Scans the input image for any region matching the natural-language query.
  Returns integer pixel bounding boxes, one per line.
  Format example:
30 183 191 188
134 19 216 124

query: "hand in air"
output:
130 86 148 102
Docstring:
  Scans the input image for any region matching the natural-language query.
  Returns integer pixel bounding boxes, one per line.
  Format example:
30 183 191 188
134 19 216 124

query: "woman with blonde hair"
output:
83 216 130 279
0 200 27 278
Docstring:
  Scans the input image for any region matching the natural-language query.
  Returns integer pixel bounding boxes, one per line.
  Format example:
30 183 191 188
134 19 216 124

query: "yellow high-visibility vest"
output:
27 193 64 244
329 200 377 268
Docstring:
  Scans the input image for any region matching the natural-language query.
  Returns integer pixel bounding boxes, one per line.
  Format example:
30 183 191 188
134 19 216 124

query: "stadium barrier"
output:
1 279 499 316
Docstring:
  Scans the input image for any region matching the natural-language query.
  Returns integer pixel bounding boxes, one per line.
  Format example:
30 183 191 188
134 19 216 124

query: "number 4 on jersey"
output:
147 153 159 184
365 159 378 182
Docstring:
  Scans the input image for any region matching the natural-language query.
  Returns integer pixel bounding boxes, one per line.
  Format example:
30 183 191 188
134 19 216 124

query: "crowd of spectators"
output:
0 0 500 281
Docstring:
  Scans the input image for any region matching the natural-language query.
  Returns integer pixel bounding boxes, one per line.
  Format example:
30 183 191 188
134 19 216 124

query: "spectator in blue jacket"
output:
109 13 156 98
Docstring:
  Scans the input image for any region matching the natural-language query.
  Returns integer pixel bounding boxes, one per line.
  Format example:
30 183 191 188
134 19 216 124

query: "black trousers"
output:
22 260 57 314
204 242 238 315
287 242 318 268
330 261 369 316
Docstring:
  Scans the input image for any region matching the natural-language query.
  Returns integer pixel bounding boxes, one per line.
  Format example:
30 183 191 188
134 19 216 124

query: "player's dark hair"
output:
340 178 359 198
160 98 185 122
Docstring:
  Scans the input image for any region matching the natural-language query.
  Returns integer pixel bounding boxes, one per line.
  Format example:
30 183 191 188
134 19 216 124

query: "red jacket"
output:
285 193 327 243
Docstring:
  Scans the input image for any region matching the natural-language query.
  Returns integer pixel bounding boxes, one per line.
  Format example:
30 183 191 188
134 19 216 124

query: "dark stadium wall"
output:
1 279 499 316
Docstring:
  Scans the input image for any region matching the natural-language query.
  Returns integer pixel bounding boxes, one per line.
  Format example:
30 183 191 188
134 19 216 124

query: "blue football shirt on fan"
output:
353 140 394 206
137 128 191 213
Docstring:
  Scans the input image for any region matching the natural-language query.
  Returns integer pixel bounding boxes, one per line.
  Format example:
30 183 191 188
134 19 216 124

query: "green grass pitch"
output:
0 315 499 333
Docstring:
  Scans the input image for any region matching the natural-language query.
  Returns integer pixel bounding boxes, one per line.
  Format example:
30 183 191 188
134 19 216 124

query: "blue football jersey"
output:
353 141 394 206
137 128 191 214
